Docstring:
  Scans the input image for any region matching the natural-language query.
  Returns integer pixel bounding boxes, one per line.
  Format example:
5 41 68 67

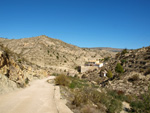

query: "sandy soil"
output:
0 76 72 113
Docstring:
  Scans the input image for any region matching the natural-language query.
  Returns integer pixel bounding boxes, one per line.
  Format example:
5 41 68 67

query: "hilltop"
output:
0 35 115 73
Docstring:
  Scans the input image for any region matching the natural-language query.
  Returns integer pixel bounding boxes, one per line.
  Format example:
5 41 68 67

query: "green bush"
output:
115 63 124 73
55 74 70 86
107 70 113 78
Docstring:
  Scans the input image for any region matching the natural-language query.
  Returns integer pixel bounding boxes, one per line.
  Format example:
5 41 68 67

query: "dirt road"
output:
0 76 72 113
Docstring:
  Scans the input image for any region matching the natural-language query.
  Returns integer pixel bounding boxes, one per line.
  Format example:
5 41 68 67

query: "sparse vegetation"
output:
107 98 122 113
130 85 150 113
72 87 122 113
107 90 126 101
72 90 88 106
57 74 124 113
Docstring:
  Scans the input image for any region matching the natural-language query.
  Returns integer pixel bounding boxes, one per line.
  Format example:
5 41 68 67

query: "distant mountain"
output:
89 47 123 52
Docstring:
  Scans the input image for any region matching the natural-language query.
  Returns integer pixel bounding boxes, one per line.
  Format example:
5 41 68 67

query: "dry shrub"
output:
89 89 102 103
72 90 88 107
54 74 70 86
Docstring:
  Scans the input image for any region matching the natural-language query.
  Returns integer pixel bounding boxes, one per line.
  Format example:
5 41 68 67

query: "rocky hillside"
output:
80 46 150 95
0 35 115 72
0 35 116 93
106 47 150 74
102 47 150 95
0 45 48 94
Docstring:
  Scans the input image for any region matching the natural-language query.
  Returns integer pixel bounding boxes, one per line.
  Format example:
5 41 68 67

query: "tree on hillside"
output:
107 70 113 78
115 63 124 73
121 49 128 55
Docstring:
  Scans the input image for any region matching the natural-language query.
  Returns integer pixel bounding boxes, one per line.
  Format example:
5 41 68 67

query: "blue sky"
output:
0 0 150 49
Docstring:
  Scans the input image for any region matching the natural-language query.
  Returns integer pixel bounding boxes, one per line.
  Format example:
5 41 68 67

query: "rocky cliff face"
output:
0 45 48 94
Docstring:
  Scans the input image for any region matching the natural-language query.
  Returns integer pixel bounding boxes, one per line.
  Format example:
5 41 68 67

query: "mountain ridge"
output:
0 35 115 73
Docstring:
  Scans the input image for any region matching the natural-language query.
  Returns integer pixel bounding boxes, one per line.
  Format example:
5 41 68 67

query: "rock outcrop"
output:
0 46 48 94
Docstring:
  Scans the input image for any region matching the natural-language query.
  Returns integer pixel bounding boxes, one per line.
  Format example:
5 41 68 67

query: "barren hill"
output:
0 35 115 71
